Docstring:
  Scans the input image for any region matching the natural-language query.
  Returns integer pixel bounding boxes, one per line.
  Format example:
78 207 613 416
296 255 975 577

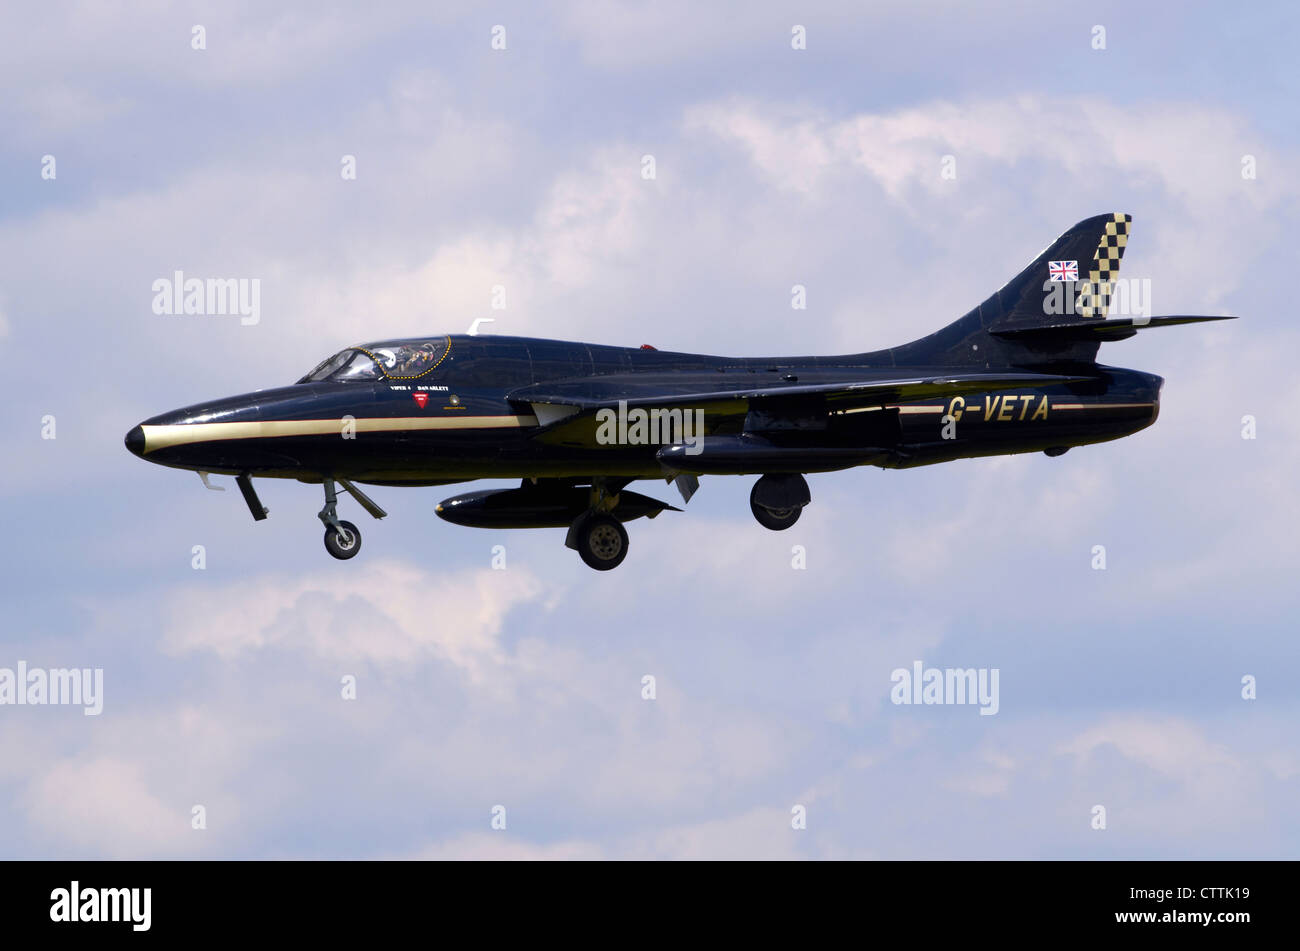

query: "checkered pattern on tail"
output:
1077 213 1131 318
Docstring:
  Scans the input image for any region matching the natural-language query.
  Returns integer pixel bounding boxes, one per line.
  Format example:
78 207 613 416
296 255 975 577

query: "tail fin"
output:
889 213 1233 368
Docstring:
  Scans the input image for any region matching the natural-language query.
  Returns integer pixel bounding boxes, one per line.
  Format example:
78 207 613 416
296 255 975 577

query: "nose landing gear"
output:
318 478 387 560
324 519 362 559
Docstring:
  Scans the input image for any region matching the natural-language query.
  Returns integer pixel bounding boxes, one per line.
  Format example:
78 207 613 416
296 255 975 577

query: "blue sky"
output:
1 0 1297 858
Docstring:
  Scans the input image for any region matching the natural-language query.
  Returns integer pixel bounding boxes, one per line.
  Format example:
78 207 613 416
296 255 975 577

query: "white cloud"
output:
161 561 546 681
626 806 807 860
688 96 1296 210
404 832 605 861
1061 715 1237 781
25 756 188 857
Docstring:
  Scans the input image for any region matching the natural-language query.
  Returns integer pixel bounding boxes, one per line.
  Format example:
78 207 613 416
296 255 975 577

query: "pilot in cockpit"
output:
396 343 438 376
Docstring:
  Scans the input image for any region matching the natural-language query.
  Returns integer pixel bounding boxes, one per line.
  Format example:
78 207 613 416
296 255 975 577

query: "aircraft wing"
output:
509 368 1091 419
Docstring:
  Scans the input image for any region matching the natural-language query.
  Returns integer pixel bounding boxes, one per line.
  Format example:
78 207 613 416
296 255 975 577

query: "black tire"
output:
575 513 629 570
750 483 802 531
324 520 362 560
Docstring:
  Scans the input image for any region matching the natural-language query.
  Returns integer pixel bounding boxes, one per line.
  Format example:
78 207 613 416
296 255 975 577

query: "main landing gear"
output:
750 473 810 531
318 477 387 560
565 478 632 571
569 513 629 571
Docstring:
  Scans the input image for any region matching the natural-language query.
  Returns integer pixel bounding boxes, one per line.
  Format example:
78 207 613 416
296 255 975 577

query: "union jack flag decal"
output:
1048 260 1078 281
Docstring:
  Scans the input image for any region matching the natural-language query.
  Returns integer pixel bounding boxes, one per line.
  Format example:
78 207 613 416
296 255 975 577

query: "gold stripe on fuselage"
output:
1049 403 1154 410
140 415 539 453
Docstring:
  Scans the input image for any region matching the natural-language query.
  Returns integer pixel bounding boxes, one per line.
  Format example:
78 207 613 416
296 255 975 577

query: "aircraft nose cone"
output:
124 425 145 457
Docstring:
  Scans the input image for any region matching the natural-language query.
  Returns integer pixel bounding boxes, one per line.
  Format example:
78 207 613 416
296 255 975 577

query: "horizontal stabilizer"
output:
990 314 1237 343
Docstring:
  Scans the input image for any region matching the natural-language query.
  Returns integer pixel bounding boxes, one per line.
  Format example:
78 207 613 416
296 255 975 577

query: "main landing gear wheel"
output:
324 519 362 560
750 482 802 531
573 513 629 571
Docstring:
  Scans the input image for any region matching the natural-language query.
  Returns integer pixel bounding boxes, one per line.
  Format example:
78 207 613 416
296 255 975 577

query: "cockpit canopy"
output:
299 336 450 383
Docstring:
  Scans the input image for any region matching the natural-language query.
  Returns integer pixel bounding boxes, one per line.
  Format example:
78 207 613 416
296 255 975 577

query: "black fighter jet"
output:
125 213 1233 570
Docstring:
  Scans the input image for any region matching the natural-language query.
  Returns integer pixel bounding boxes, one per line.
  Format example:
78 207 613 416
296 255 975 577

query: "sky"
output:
1 0 1297 859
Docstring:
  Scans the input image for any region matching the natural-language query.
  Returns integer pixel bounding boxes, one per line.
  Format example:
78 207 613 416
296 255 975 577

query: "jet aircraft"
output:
125 213 1234 570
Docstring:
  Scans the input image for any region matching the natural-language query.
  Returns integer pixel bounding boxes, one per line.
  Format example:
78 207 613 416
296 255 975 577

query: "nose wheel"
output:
323 520 362 559
317 478 385 560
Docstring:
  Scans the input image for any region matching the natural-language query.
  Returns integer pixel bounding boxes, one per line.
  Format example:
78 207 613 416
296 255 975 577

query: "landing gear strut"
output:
318 480 361 559
317 478 386 560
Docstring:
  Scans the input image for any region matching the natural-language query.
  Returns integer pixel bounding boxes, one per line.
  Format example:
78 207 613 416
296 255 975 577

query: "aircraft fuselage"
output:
125 334 1161 484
